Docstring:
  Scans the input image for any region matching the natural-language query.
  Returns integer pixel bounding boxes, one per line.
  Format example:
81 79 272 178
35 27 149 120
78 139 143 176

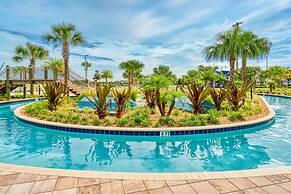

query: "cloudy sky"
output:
0 0 291 80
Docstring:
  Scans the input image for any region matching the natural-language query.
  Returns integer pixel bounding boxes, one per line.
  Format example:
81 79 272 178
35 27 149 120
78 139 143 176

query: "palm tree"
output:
153 65 176 80
101 70 113 83
204 26 241 81
81 61 92 82
13 42 49 94
119 59 144 85
43 58 64 80
240 32 271 81
44 23 84 93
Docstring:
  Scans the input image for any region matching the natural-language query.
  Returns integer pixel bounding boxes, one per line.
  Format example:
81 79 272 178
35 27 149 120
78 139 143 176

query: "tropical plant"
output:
180 82 211 114
204 26 241 81
112 87 132 118
13 42 49 94
210 88 227 110
44 23 84 93
43 82 65 111
226 80 253 111
153 65 176 81
119 59 144 86
265 66 288 92
239 31 271 81
156 90 183 116
130 89 139 102
43 58 64 80
101 70 113 83
84 84 112 119
142 88 156 110
81 61 92 82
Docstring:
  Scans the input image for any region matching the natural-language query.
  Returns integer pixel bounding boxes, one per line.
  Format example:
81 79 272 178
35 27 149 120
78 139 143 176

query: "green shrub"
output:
92 118 100 126
131 89 139 102
178 117 192 127
158 116 176 127
172 109 179 117
207 109 220 124
64 114 80 124
116 117 129 127
228 112 244 121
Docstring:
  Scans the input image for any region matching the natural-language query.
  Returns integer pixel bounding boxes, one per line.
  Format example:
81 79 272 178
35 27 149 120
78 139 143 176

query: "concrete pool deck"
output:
1 164 291 194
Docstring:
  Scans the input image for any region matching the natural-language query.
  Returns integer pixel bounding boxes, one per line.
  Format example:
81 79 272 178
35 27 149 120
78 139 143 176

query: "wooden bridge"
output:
0 65 89 98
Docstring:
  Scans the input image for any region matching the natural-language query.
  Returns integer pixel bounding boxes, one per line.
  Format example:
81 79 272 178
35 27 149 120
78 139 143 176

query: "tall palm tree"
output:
81 61 92 82
13 42 49 94
204 26 241 81
101 70 113 83
240 31 271 81
44 23 84 93
43 58 64 80
119 59 144 85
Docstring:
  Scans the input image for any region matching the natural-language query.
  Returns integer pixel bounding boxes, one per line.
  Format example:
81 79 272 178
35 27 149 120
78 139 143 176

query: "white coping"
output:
14 96 275 132
0 163 290 180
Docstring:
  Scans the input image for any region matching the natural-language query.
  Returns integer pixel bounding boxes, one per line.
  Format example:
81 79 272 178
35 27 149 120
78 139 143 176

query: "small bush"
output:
158 116 176 127
207 109 220 124
178 117 192 127
228 112 244 121
172 109 179 117
92 118 100 126
116 117 129 127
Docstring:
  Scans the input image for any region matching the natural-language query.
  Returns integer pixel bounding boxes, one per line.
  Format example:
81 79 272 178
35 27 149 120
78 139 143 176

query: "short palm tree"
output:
101 70 113 83
81 61 92 82
13 42 49 94
44 23 84 93
119 59 144 85
43 58 64 80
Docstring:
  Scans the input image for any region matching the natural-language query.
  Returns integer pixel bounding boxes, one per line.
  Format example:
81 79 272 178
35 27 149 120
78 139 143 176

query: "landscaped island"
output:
22 94 268 128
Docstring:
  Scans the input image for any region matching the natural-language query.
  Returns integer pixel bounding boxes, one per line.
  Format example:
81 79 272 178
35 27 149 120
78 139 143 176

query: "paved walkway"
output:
1 170 291 194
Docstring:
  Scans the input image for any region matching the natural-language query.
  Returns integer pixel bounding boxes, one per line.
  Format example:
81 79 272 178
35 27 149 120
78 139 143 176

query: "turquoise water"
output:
0 96 290 172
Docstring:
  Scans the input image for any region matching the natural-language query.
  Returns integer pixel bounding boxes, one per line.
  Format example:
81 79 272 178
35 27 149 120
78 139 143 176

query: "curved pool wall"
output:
0 95 290 172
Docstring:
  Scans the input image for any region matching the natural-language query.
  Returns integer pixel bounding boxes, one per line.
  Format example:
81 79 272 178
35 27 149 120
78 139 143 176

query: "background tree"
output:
119 59 144 86
93 70 101 82
101 70 113 83
13 42 49 94
43 58 64 80
153 65 176 81
81 61 92 84
44 23 84 93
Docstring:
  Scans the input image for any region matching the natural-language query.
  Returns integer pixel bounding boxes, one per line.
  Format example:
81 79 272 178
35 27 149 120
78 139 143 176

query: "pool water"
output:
0 96 290 172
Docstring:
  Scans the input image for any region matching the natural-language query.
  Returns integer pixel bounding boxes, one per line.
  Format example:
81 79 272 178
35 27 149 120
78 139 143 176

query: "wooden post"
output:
5 65 11 99
38 83 41 95
29 66 34 95
23 85 27 98
44 66 48 80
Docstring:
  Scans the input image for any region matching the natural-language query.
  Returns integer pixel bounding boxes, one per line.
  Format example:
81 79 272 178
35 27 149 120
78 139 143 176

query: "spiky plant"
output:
142 89 156 110
85 84 112 119
112 87 132 118
181 82 211 114
210 88 227 111
43 82 65 111
226 80 253 111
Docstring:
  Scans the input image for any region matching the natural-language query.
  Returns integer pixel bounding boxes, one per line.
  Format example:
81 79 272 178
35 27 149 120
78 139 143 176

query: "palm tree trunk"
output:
229 58 235 82
62 41 69 95
30 59 36 95
106 77 108 83
242 57 247 81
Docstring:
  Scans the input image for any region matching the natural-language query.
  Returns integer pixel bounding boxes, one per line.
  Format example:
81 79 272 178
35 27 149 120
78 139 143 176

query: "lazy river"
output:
0 95 290 172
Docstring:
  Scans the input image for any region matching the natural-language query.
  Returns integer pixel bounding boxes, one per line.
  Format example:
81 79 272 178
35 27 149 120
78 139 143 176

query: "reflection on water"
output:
0 96 290 172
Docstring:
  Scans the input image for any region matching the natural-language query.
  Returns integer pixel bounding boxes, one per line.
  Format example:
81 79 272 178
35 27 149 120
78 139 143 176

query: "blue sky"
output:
0 0 291 80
